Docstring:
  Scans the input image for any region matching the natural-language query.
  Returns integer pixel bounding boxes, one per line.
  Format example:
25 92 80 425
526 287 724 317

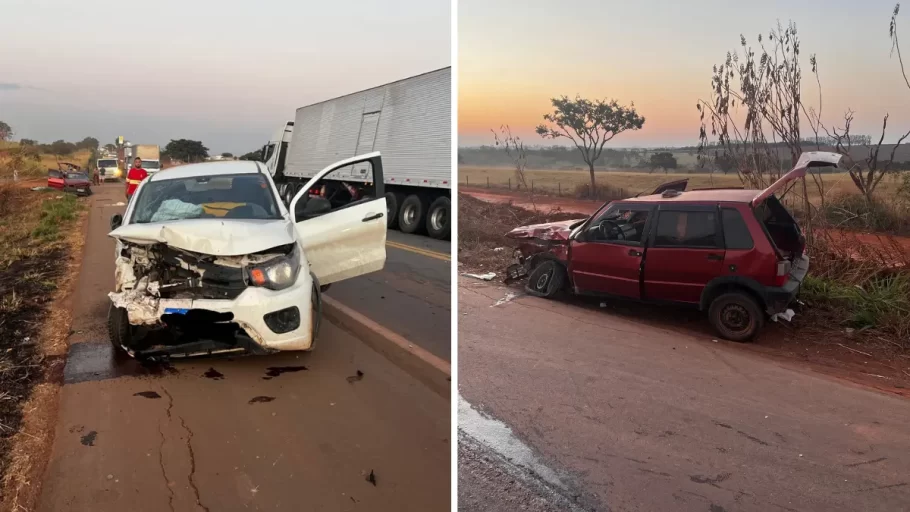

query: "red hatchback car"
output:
505 152 843 341
48 168 92 196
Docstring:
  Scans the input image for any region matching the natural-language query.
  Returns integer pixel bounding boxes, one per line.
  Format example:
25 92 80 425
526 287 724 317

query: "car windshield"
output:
66 172 87 179
140 160 160 170
98 159 117 167
131 173 281 224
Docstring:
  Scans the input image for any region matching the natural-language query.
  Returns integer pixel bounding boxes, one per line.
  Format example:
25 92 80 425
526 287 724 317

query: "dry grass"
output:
459 165 906 205
0 184 88 510
0 142 92 180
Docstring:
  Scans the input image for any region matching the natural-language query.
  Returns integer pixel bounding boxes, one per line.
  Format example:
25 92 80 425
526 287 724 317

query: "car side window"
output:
653 210 719 248
721 208 754 250
586 205 651 244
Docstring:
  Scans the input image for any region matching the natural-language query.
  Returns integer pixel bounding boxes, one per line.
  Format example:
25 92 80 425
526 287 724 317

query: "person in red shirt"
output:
125 157 148 200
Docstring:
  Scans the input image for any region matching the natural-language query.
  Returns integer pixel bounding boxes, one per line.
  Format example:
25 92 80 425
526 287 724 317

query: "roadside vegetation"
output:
0 183 85 505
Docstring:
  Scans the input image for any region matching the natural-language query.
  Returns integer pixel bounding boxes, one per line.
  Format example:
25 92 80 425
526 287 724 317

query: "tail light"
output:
774 260 792 286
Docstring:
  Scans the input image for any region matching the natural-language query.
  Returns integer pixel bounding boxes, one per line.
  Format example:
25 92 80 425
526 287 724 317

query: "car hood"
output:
505 219 588 241
110 218 296 256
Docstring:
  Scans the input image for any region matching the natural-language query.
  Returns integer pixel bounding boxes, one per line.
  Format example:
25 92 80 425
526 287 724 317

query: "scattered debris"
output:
770 309 795 322
366 469 377 486
29 186 50 192
263 366 308 379
492 292 519 307
133 391 162 399
346 370 365 383
80 431 97 446
248 396 276 404
600 302 607 308
463 272 496 281
493 247 505 252
203 368 225 380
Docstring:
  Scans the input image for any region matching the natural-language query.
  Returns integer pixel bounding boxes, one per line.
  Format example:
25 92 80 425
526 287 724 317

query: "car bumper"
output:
763 254 809 314
144 272 316 352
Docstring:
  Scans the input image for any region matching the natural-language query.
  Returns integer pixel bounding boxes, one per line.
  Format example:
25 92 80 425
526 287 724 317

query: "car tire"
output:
426 196 451 239
107 302 132 353
284 182 298 206
384 192 400 229
525 260 566 298
708 292 764 342
398 194 428 234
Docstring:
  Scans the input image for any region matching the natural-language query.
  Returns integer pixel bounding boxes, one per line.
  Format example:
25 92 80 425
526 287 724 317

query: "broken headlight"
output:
247 245 301 291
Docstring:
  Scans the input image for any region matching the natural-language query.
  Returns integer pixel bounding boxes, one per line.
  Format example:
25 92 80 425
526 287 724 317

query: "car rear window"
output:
654 211 718 248
131 173 281 224
721 208 754 250
98 159 117 167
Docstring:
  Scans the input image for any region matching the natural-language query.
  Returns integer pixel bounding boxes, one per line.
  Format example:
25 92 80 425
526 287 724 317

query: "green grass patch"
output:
31 194 80 240
803 273 910 332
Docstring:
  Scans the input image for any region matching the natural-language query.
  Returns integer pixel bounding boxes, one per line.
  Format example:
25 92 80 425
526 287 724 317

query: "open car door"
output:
289 152 387 285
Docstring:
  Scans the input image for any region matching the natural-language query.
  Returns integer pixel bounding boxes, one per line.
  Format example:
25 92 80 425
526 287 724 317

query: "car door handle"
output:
707 253 723 261
628 249 642 257
362 213 384 222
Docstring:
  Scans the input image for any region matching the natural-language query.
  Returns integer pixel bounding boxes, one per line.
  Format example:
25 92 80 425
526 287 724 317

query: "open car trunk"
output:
753 195 804 260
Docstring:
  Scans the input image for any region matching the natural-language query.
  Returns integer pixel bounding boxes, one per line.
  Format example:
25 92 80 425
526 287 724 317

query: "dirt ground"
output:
457 191 910 398
0 184 88 509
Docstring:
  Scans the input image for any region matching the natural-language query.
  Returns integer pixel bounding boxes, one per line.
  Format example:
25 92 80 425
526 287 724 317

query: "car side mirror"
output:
294 195 331 221
110 214 123 230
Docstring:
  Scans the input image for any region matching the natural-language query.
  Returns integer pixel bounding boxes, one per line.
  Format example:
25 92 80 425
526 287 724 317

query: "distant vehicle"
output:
48 166 92 196
132 145 161 173
96 158 122 182
106 153 387 359
261 67 451 239
505 152 844 342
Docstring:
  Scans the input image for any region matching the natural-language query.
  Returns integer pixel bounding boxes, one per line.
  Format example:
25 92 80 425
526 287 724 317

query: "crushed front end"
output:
503 219 585 282
109 242 316 359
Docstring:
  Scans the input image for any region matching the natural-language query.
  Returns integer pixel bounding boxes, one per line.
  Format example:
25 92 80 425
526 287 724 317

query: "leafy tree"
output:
650 152 677 173
163 139 209 163
47 139 76 156
536 95 645 191
76 137 99 150
20 138 37 146
714 153 736 174
221 152 233 158
239 150 262 161
0 121 12 141
103 143 116 152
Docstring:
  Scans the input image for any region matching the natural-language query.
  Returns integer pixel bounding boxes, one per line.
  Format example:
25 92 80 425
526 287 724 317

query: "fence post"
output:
508 178 511 190
558 182 561 196
466 176 469 186
532 180 535 193
486 177 489 188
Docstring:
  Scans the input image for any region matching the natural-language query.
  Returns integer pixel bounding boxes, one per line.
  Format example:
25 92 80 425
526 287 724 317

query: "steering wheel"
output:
598 219 622 240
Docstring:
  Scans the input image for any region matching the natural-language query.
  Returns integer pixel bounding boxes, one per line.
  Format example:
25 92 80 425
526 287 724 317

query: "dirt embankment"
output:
0 184 88 510
457 191 910 397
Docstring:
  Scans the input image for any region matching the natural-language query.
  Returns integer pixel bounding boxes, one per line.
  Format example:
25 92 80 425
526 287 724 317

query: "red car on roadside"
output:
48 168 93 196
505 152 843 341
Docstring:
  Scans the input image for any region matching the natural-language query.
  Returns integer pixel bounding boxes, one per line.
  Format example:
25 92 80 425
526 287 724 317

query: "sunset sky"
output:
459 0 910 147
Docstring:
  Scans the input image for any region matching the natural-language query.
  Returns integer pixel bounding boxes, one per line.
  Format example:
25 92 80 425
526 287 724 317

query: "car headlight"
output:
247 245 300 290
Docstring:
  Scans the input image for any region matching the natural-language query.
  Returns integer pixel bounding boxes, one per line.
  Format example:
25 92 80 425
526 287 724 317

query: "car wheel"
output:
107 302 132 354
306 280 322 351
426 196 450 239
525 260 566 298
708 292 763 342
384 192 400 229
283 183 297 206
398 194 428 234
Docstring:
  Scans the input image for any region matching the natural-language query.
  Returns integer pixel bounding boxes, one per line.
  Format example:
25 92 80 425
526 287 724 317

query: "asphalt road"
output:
458 278 910 512
37 185 449 511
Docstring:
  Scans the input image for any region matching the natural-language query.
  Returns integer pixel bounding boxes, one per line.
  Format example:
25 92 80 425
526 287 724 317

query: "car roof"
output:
627 188 760 204
148 160 264 181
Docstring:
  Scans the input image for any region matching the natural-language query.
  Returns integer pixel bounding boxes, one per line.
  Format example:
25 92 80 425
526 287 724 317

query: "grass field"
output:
0 142 92 179
459 165 906 204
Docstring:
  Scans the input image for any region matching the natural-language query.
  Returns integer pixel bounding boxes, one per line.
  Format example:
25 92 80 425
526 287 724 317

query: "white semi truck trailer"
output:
261 67 451 239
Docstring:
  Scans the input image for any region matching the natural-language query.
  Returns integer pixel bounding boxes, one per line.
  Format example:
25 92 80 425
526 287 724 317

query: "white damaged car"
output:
107 153 387 359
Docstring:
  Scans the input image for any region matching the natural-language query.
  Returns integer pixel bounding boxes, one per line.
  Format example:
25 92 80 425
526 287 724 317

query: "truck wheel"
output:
107 302 132 354
708 292 763 342
283 183 297 206
525 260 566 298
426 196 450 239
398 194 428 234
384 192 400 229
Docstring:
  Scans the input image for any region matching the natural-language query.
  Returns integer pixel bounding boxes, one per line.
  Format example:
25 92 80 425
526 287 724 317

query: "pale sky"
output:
0 0 450 154
459 0 910 147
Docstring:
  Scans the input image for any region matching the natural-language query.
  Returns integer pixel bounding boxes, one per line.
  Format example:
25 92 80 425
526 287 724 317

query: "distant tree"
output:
0 121 12 141
650 152 677 173
48 139 76 156
76 137 99 151
164 139 209 163
536 95 644 192
714 153 736 174
19 138 37 146
239 150 262 161
221 152 233 158
103 143 116 152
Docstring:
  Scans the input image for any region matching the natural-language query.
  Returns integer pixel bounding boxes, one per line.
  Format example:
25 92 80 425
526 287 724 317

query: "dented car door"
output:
289 152 387 285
